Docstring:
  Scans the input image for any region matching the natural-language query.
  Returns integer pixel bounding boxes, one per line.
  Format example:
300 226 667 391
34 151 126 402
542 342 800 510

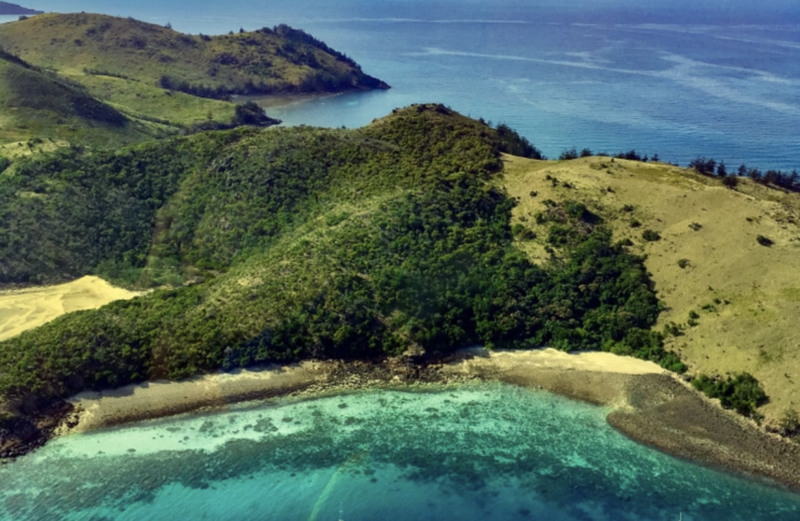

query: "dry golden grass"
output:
500 154 800 423
0 276 144 341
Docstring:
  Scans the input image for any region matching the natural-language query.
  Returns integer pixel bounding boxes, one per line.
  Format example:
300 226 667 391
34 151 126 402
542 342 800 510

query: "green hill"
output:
0 13 388 131
0 49 154 155
501 154 800 428
0 106 678 448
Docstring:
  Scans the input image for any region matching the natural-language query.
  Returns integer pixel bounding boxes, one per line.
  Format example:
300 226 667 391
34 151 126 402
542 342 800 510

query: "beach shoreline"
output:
41 348 800 492
0 348 796 490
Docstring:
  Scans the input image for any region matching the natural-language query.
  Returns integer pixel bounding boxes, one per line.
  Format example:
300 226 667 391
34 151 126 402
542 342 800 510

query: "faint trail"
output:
307 451 368 521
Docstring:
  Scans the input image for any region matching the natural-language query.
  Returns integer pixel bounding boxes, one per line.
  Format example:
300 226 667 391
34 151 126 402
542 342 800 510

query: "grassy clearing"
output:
75 74 236 129
501 154 800 424
0 52 154 149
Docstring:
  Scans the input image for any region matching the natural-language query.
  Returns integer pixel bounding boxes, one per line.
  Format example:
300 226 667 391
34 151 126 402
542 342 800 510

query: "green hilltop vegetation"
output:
0 105 685 434
0 13 388 135
0 48 154 154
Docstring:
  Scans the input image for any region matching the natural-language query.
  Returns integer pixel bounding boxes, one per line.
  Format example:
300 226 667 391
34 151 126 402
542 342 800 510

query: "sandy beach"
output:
66 349 663 432
58 348 800 491
0 276 143 341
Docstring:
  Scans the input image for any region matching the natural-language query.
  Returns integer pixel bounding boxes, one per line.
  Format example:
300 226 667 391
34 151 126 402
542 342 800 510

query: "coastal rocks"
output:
608 375 800 491
0 400 74 459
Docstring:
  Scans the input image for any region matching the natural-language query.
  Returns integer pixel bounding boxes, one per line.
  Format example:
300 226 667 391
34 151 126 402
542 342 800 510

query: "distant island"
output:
0 2 41 15
0 13 388 150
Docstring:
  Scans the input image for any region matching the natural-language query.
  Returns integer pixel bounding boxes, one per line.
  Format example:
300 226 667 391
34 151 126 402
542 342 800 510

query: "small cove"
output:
2 382 799 520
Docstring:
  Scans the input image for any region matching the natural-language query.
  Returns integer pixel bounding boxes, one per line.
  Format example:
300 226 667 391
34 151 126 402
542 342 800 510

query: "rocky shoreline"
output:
3 349 800 493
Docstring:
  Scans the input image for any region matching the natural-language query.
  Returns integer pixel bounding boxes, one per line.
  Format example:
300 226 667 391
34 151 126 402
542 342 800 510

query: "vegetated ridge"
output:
0 2 41 15
0 13 388 133
0 105 681 455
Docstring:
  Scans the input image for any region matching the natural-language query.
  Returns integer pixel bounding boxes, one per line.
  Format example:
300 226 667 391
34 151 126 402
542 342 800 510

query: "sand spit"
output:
55 348 800 491
0 276 143 341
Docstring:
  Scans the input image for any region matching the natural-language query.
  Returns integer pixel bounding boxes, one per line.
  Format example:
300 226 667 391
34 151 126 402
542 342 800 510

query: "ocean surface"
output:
2 382 800 521
10 0 800 170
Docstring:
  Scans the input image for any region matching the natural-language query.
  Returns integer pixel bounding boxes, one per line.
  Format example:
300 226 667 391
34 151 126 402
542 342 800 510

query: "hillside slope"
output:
501 155 800 425
0 106 678 452
0 13 388 130
0 49 153 154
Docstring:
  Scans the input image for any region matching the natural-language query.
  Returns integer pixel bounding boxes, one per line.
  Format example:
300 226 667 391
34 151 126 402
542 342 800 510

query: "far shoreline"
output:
51 348 800 493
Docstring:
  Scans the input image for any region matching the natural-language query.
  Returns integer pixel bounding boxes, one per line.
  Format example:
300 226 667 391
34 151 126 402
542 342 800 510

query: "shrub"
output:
559 147 578 160
756 235 774 247
642 229 660 241
778 408 800 437
722 175 739 189
691 373 768 418
677 258 690 269
689 222 702 231
494 123 545 159
663 322 683 337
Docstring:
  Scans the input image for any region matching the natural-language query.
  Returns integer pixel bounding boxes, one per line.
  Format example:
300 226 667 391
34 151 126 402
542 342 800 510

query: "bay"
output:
1 383 800 520
16 0 800 170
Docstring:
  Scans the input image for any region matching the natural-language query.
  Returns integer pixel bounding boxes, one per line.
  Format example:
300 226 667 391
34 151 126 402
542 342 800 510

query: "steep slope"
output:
0 49 153 153
0 106 675 452
0 13 388 129
501 154 800 426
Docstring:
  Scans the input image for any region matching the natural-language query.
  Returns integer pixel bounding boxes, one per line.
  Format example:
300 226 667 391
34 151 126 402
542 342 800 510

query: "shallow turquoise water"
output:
1 383 799 520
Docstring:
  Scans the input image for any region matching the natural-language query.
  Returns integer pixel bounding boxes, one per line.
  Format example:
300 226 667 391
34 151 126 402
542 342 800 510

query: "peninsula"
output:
0 13 388 146
0 2 41 15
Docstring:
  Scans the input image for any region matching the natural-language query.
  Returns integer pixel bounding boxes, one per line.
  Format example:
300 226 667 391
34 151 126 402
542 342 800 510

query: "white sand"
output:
65 350 663 434
0 276 143 341
450 348 665 376
68 362 328 432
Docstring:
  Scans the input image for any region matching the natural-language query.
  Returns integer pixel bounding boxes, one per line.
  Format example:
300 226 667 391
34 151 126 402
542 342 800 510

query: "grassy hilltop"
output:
0 106 681 447
502 155 800 425
0 13 388 133
0 49 154 155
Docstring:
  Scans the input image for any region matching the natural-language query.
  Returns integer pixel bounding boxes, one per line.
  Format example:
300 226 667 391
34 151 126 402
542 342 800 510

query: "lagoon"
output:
1 383 799 520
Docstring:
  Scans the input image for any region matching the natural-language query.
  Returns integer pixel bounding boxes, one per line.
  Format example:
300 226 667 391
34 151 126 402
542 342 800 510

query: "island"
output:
0 2 41 15
0 13 388 149
1 102 799 491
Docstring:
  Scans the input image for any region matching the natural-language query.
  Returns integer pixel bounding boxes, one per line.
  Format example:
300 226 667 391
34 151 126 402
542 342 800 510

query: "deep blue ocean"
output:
3 2 800 519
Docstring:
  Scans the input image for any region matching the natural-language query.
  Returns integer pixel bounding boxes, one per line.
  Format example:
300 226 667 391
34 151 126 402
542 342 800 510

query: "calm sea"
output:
2 383 800 521
14 0 800 170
